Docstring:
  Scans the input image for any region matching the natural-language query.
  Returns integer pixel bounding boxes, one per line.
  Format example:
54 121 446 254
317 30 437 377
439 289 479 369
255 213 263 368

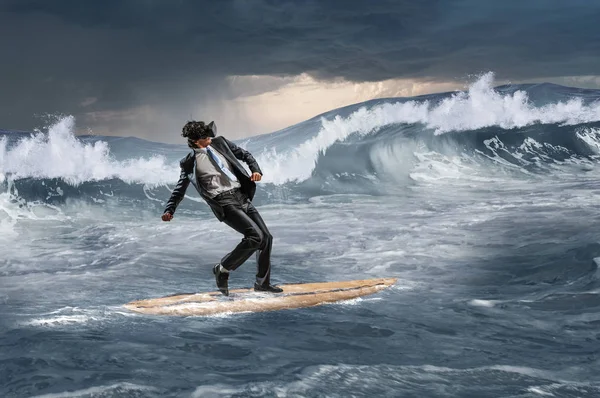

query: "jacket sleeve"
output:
164 162 191 214
223 137 263 175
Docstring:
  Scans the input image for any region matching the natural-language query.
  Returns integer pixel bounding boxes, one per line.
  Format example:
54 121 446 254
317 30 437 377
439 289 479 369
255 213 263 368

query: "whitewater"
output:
2 73 600 397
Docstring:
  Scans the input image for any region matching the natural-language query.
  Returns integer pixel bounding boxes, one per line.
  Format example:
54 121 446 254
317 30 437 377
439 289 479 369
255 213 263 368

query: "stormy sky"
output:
1 0 599 142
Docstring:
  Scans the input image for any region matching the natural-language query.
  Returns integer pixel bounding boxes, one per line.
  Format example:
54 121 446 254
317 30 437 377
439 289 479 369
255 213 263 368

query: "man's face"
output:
194 136 212 148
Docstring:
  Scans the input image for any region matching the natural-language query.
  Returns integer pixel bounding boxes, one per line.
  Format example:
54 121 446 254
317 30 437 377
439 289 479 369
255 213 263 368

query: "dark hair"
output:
182 121 209 148
182 120 217 148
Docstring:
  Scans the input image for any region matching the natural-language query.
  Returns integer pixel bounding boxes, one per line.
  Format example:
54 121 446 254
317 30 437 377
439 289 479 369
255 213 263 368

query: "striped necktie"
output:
206 146 238 182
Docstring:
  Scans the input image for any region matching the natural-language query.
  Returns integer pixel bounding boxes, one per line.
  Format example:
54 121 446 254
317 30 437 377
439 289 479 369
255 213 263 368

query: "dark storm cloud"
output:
1 0 599 137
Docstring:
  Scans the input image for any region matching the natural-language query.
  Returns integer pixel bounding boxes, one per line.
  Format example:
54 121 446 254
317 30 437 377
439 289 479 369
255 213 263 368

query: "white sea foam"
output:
24 314 98 326
331 297 384 306
191 363 599 398
576 127 600 154
191 384 244 398
19 306 112 327
468 299 497 308
30 382 157 398
0 116 177 185
257 72 600 183
426 73 600 133
527 386 557 396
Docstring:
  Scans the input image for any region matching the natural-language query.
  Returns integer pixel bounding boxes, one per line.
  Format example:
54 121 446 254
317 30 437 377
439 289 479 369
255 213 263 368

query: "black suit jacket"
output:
164 136 263 221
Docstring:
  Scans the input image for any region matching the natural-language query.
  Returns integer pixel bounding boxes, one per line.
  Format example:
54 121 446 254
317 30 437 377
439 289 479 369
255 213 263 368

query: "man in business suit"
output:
161 120 283 296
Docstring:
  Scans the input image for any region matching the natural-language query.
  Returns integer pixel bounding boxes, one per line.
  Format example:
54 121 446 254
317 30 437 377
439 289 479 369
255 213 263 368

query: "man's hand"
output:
161 212 173 222
250 172 262 182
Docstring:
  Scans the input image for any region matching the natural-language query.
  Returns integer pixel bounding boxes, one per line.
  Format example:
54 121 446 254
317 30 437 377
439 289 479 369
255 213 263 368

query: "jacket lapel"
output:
186 151 199 190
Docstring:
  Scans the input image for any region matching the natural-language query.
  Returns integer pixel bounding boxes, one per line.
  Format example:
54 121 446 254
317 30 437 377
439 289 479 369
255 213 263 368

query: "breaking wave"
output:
3 72 600 212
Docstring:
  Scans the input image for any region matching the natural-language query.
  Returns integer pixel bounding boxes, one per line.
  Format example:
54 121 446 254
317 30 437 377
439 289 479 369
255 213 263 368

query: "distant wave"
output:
3 72 600 208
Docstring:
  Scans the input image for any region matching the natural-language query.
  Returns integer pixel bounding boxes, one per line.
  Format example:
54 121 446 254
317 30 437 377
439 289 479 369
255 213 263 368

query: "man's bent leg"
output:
246 203 273 286
220 204 264 271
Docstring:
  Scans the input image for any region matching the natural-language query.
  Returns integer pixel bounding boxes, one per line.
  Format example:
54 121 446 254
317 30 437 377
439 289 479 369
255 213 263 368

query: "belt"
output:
213 188 240 200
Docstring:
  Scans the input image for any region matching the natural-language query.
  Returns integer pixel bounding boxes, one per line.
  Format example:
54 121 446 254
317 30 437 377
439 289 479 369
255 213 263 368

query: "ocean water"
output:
2 73 600 397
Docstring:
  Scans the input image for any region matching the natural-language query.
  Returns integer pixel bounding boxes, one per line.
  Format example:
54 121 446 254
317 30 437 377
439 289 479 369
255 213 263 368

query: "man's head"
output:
181 121 217 148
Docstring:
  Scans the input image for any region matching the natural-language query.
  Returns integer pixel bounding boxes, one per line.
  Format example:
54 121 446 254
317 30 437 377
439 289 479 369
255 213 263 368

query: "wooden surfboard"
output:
123 277 397 316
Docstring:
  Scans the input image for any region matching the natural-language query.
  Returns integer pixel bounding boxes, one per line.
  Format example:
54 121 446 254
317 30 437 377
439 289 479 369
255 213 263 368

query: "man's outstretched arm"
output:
162 166 190 221
223 137 263 176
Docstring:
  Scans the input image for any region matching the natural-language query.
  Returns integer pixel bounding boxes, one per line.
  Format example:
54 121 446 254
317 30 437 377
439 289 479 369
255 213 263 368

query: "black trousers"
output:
215 189 273 286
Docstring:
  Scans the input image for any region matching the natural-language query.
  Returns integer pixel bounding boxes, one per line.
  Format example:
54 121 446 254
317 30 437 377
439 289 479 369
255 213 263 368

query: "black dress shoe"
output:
254 283 283 293
213 264 229 296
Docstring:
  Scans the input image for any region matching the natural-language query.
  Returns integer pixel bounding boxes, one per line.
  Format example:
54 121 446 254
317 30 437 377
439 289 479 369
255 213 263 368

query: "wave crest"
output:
3 73 600 207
